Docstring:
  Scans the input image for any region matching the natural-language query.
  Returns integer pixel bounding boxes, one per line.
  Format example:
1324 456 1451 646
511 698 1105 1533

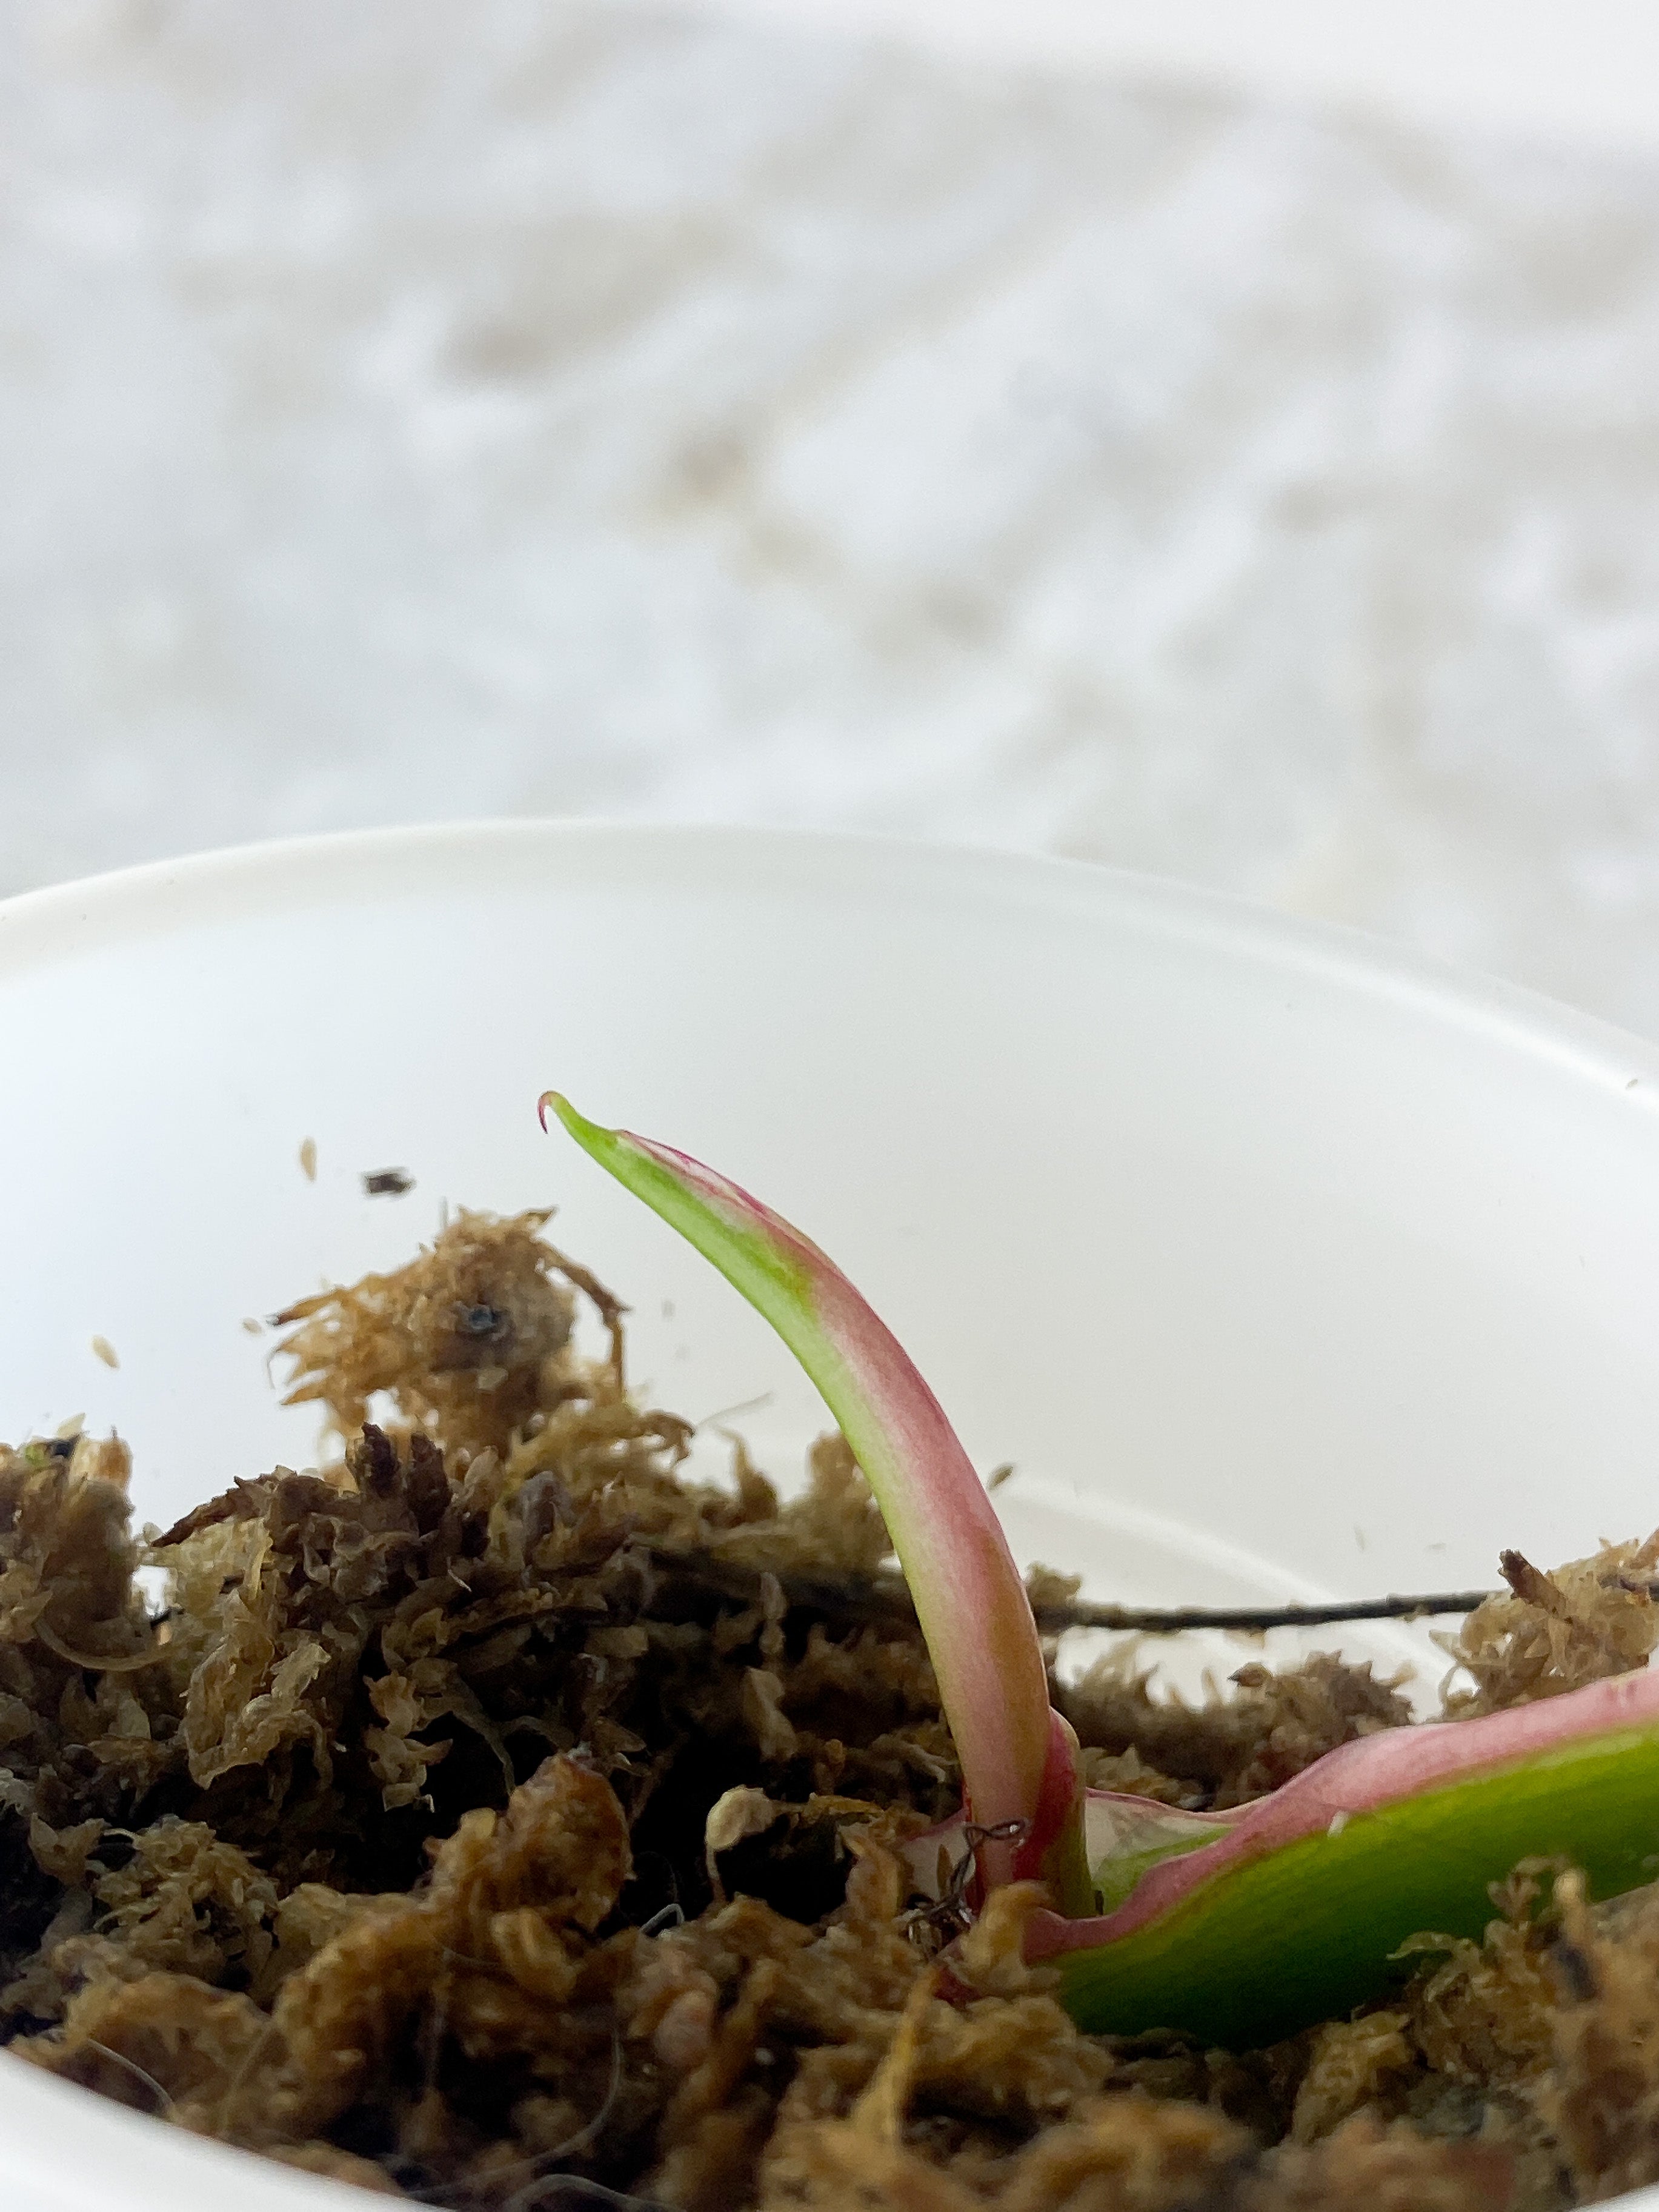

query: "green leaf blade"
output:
1056 1720 1659 2045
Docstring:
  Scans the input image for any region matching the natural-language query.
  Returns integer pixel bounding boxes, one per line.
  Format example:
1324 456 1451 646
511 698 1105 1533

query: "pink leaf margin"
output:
1025 1665 1659 1959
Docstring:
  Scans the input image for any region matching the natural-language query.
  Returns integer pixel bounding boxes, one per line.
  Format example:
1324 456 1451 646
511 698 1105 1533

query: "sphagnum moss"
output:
0 1205 1653 2210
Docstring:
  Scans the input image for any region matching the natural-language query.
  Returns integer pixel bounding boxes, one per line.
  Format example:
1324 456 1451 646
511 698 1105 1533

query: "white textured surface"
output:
8 2 1659 1033
690 0 1659 159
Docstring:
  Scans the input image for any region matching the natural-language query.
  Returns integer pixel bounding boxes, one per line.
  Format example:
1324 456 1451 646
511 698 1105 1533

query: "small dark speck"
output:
1629 1078 1641 1091
661 1298 675 1321
362 1168 414 1197
459 1303 503 1338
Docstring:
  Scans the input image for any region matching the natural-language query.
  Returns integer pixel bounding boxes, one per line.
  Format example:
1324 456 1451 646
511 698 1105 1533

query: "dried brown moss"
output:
272 1208 582 1460
1060 1646 1415 1812
0 1207 1656 2210
1438 1545 1659 1718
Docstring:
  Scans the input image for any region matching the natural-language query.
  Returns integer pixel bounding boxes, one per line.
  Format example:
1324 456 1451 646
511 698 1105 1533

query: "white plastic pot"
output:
1 822 1657 2210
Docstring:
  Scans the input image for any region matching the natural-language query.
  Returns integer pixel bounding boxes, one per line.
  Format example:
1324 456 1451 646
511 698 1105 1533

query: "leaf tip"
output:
538 1089 586 1140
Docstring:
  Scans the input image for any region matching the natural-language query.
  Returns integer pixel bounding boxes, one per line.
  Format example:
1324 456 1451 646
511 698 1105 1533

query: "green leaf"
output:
1053 1716 1659 2045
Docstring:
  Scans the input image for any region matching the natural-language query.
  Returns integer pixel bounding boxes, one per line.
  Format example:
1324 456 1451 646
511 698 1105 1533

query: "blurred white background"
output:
8 1 1659 1031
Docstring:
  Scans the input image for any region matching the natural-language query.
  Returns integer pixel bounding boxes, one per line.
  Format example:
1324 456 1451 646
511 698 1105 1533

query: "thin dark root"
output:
1037 1589 1505 1635
642 1543 1533 1636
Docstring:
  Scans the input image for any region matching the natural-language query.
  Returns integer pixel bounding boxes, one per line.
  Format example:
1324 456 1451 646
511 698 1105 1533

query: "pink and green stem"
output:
541 1092 1091 1910
545 1094 1659 2047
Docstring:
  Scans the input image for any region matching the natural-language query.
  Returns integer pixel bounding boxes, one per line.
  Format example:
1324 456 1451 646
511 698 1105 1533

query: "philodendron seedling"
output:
542 1094 1659 2048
